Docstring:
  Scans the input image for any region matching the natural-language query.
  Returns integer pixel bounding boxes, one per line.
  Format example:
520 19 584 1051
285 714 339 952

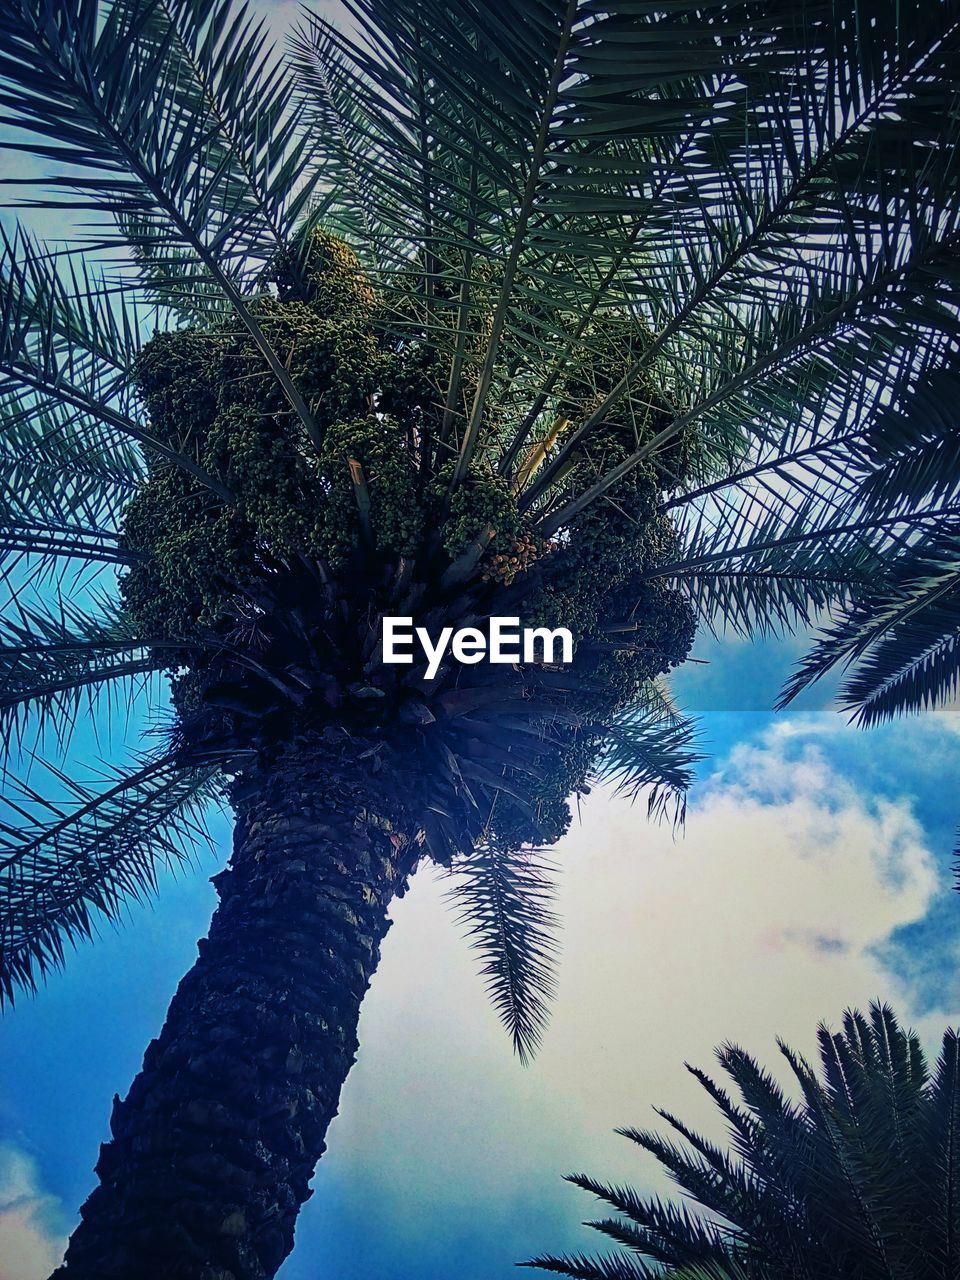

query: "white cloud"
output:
0 1145 67 1280
543 728 948 1164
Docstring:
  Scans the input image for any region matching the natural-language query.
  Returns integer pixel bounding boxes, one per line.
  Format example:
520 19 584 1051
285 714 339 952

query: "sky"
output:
3 4 960 1279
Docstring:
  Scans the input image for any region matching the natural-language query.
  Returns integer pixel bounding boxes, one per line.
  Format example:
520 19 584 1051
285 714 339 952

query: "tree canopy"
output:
1 0 960 1059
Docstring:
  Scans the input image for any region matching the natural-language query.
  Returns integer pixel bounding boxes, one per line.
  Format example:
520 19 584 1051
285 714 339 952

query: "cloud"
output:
521 721 955 1200
0 1145 67 1280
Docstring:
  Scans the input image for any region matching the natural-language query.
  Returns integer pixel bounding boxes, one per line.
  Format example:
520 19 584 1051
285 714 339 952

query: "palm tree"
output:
525 1003 960 1280
1 0 960 1275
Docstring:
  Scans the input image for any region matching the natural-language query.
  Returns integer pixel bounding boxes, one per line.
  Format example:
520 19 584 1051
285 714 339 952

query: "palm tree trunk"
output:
51 753 410 1280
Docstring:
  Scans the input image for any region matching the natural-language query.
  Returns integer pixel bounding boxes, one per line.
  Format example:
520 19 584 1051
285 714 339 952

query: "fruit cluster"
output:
119 229 697 854
482 530 550 585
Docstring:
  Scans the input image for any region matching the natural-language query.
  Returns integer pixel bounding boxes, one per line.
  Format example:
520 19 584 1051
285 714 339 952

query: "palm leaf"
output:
778 532 960 723
527 1002 958 1278
0 224 231 495
0 750 220 1005
0 393 144 535
446 842 561 1064
594 702 702 825
0 596 171 754
0 0 324 449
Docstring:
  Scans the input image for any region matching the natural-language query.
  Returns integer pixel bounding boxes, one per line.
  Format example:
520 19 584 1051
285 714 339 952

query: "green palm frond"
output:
594 702 702 824
0 751 220 1005
295 0 836 477
0 224 141 390
779 533 960 723
856 367 960 519
0 225 231 495
521 0 960 513
0 394 144 534
0 0 313 273
652 1266 756 1280
139 0 317 260
565 1171 734 1266
446 843 561 1064
0 519 134 570
650 333 960 644
0 596 169 754
772 357 960 722
655 496 890 639
0 0 322 447
443 697 698 1056
527 1002 960 1279
521 1255 661 1280
287 20 395 254
928 1028 960 1269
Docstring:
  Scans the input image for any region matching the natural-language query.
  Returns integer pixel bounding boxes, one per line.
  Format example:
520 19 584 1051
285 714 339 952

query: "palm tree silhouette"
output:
527 1004 960 1280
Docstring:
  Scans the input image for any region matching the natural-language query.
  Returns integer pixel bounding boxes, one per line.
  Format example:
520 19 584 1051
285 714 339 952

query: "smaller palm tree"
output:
525 1003 960 1280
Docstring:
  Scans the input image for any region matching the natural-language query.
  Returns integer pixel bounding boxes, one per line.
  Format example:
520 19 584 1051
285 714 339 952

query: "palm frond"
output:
0 751 220 1005
517 0 960 498
520 1252 660 1280
0 596 171 755
0 392 144 536
528 1002 959 1278
0 0 323 449
778 532 960 723
446 842 561 1064
929 1028 960 1266
0 518 134 569
294 1 833 478
566 1170 734 1266
594 702 702 824
857 367 960 519
0 224 231 495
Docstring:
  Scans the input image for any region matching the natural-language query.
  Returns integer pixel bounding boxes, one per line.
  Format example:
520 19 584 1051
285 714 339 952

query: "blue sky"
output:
3 3 960 1275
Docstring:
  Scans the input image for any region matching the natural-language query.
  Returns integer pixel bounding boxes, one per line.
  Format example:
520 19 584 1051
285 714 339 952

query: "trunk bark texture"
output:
51 752 408 1280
